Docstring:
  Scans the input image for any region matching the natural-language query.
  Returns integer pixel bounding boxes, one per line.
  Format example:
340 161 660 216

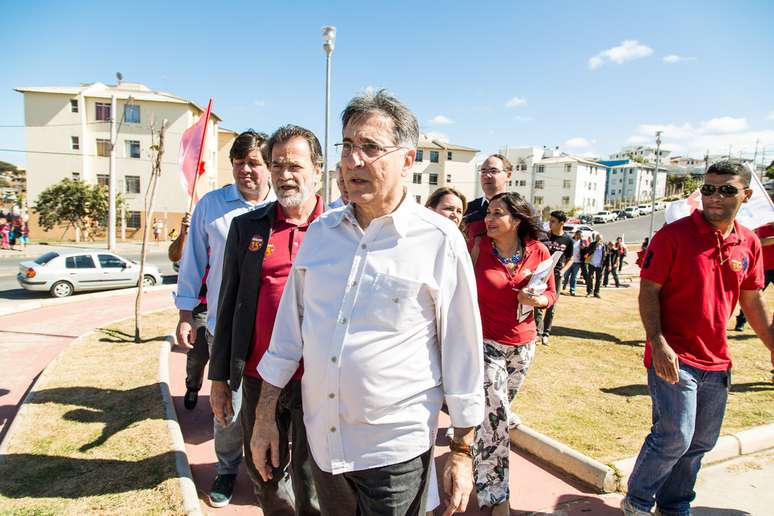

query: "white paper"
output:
517 251 563 322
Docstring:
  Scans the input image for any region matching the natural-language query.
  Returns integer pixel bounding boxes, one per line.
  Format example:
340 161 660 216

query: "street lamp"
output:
321 25 336 206
648 130 662 239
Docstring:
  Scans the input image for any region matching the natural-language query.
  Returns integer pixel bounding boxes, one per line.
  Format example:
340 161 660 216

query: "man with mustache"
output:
211 125 322 514
175 130 275 507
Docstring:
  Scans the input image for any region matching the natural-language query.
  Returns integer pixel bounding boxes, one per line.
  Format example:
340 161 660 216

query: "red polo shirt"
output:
641 210 764 371
475 236 557 345
755 224 774 271
244 197 323 380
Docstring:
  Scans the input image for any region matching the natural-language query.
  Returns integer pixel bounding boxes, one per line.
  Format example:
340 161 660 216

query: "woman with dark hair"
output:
471 192 556 513
425 186 467 231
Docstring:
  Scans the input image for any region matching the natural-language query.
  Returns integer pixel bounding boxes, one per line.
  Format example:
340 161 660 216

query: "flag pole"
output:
187 98 213 213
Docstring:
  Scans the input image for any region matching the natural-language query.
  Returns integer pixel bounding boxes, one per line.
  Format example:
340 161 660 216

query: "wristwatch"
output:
449 438 473 458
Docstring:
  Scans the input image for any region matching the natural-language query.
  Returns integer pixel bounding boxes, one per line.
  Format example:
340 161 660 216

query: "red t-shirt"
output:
640 210 764 371
475 236 557 345
755 224 774 271
244 198 323 380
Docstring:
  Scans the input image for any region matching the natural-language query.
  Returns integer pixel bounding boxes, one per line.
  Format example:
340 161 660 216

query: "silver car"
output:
17 250 163 298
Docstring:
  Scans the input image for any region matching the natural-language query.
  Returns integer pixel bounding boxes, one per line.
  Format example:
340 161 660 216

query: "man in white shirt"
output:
251 90 484 515
174 130 276 508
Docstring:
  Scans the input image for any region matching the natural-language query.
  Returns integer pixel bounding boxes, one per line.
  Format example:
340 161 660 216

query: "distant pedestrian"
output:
0 220 10 250
561 230 585 295
615 236 627 272
19 221 29 249
635 237 650 268
585 234 606 298
603 241 621 288
535 210 574 345
152 218 163 243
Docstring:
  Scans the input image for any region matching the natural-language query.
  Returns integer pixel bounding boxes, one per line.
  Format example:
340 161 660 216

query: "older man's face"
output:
341 114 413 212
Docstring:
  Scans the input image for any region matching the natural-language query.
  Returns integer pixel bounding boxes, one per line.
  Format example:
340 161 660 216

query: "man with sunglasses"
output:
251 90 483 515
464 154 513 242
622 161 774 516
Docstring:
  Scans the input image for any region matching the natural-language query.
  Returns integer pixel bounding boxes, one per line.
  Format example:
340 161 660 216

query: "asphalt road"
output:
585 210 666 244
0 246 177 300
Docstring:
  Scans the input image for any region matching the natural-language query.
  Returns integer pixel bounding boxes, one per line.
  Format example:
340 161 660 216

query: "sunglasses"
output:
699 184 741 197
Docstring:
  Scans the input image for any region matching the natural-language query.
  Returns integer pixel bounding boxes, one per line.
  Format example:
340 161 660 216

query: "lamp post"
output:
648 130 662 239
321 25 336 206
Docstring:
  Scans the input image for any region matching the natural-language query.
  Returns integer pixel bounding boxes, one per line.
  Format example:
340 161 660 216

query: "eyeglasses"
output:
699 184 741 197
479 167 507 176
334 142 402 159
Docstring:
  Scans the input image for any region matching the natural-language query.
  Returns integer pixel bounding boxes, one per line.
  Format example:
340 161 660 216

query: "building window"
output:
537 165 545 174
70 99 79 113
518 161 527 171
430 151 439 163
429 173 439 185
416 149 423 162
507 180 513 187
447 151 452 160
126 211 141 228
412 173 422 184
95 102 111 122
565 164 572 173
96 139 111 157
125 175 141 194
124 104 140 124
72 171 80 181
125 140 140 158
519 180 527 187
563 179 571 188
534 196 543 205
415 195 422 203
71 136 80 150
562 196 570 205
446 174 452 183
534 180 544 190
97 174 109 187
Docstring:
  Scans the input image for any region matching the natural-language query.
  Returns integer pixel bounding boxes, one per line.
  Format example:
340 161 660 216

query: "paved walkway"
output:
0 288 174 447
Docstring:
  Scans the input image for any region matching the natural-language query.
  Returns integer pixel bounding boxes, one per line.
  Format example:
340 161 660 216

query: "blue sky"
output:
2 0 773 168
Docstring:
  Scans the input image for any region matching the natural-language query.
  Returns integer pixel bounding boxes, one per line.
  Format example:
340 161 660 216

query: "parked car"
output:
653 201 667 211
637 204 653 215
17 250 162 298
564 223 597 241
577 213 594 224
623 206 641 218
592 210 617 224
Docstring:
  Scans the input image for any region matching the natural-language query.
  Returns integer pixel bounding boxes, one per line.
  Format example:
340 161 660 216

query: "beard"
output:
275 178 316 208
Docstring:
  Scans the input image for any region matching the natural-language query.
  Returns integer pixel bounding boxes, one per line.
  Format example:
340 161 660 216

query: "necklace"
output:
492 240 522 271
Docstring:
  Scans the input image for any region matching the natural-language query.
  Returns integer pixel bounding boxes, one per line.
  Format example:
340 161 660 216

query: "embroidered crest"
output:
729 259 743 272
248 235 263 252
265 243 275 257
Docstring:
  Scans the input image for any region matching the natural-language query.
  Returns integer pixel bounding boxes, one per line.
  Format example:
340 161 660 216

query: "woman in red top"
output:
472 192 556 514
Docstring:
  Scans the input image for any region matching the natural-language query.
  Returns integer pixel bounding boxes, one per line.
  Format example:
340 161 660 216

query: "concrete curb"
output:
158 334 203 516
0 284 176 317
511 421 774 493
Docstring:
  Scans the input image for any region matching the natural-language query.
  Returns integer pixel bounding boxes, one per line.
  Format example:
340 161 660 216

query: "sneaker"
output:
541 335 550 346
733 324 744 332
620 497 651 515
594 293 601 299
570 291 576 296
209 473 237 508
183 388 198 410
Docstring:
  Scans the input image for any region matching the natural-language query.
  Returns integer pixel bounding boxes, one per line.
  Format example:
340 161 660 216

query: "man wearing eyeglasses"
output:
622 160 774 516
463 154 513 242
251 90 483 515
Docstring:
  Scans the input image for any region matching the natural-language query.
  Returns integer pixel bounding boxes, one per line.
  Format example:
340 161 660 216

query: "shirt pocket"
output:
367 273 425 332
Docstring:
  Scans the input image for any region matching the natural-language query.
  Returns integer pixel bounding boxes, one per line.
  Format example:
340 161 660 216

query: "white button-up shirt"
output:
258 195 484 474
174 184 276 334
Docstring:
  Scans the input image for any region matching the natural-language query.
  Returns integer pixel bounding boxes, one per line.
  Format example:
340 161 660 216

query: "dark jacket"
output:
210 201 277 391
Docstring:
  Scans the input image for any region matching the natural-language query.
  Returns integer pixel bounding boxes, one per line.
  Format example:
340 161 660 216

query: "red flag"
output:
178 98 212 205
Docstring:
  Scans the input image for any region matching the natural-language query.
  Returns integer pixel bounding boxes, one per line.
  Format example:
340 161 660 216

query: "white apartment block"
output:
610 145 672 163
16 81 222 239
406 135 479 205
500 146 542 201
604 162 668 205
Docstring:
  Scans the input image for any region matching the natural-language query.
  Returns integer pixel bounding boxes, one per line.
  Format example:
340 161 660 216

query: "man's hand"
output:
442 450 473 515
176 311 195 350
651 335 680 384
251 416 280 482
180 212 191 233
210 380 234 427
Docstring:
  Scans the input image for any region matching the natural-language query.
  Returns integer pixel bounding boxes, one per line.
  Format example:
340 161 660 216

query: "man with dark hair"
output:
534 210 574 345
463 153 513 242
251 90 484 515
174 130 276 507
622 160 774 516
212 125 322 513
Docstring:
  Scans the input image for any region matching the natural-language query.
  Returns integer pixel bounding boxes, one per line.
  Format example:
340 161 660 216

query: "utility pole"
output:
648 131 662 239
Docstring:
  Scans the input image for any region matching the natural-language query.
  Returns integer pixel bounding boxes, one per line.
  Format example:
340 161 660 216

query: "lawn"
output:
0 309 183 515
516 285 774 464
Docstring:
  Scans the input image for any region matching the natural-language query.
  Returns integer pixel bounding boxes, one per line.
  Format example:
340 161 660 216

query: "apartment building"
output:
16 81 223 239
610 145 672 163
406 135 479 205
600 159 667 206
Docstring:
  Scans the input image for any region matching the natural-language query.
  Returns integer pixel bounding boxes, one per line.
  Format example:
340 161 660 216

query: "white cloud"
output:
565 137 591 148
429 114 454 125
505 96 527 108
588 40 653 70
663 54 696 64
701 117 748 134
424 131 449 143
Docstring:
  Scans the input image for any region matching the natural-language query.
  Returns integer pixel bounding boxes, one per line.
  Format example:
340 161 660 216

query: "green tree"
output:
34 179 124 237
766 160 774 180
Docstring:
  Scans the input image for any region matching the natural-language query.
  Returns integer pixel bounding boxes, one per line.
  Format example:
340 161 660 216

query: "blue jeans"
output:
206 330 244 475
626 364 729 516
565 262 581 293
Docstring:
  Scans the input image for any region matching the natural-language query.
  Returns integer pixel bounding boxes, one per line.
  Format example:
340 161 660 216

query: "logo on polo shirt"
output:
265 243 275 257
248 235 263 252
729 256 748 273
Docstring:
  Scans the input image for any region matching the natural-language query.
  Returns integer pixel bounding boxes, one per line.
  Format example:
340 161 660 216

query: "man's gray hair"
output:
267 124 323 166
341 89 419 148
